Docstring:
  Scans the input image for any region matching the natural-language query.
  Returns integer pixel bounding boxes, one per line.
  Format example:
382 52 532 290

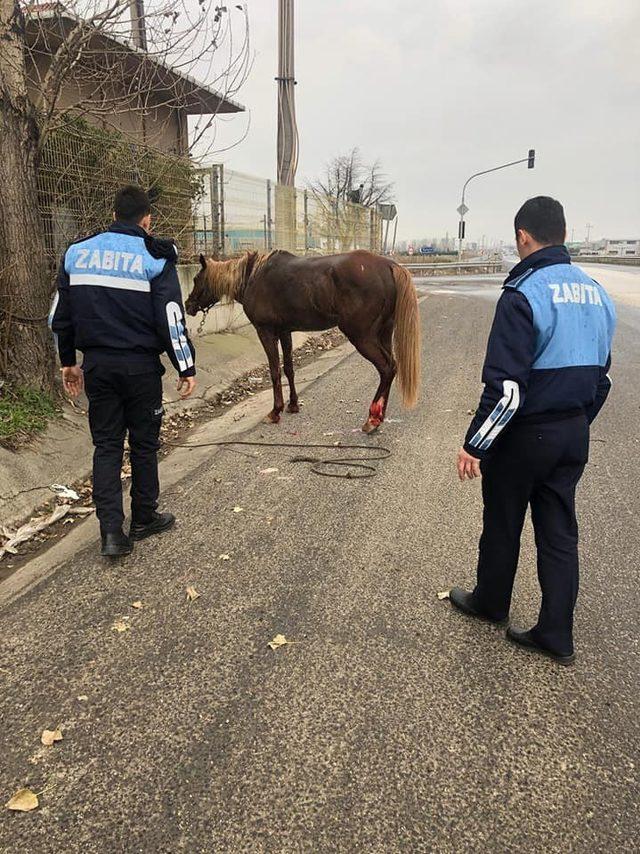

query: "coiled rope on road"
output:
162 439 391 479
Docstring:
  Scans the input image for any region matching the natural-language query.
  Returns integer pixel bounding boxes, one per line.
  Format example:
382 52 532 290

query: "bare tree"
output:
308 147 393 251
0 0 250 391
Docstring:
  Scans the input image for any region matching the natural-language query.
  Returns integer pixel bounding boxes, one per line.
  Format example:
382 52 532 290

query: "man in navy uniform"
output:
451 197 616 665
50 185 196 557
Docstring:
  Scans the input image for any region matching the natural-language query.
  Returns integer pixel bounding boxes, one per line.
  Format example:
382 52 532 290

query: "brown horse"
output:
185 249 420 432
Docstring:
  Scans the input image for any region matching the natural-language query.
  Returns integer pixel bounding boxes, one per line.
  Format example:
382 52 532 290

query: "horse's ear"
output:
199 253 207 270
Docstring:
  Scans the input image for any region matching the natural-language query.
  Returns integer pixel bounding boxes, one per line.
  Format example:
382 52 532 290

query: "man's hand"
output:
62 366 83 398
177 376 196 400
457 447 482 481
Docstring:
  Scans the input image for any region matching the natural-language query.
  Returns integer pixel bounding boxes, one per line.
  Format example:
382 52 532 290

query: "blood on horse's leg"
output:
280 331 299 413
256 326 284 423
363 396 386 434
347 334 394 433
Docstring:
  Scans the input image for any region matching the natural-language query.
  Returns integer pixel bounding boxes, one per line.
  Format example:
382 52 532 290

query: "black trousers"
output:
473 414 589 656
84 363 163 533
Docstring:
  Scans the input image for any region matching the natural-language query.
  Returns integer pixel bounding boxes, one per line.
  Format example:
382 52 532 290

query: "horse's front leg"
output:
280 331 299 413
256 326 284 423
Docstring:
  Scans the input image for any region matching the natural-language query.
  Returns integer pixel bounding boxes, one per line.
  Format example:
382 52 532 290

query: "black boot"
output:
101 529 133 557
130 511 175 542
506 627 575 666
448 587 509 625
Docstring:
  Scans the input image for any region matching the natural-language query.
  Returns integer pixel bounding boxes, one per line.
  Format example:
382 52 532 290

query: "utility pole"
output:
458 149 535 260
275 0 298 250
129 0 148 50
276 0 298 186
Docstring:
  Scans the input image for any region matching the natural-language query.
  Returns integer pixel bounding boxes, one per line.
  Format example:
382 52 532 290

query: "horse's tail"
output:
392 264 421 408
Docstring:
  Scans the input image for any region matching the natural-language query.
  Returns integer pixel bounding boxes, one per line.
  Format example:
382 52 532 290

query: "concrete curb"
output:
0 340 356 610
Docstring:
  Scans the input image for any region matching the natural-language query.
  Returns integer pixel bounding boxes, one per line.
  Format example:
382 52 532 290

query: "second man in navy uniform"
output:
50 185 196 557
452 196 616 665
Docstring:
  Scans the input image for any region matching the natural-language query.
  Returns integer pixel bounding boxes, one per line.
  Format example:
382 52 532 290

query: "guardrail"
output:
574 256 640 267
402 260 504 276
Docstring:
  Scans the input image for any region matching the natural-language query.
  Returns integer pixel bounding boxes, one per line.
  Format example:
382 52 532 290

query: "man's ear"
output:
199 254 207 270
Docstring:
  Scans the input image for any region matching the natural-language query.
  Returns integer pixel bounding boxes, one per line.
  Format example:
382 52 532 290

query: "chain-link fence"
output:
193 165 383 258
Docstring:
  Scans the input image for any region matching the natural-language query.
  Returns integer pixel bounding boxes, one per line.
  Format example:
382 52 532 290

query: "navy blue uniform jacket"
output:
50 222 196 377
464 246 616 458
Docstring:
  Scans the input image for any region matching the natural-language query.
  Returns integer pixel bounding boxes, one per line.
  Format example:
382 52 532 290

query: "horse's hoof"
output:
287 402 300 414
263 412 281 424
362 418 381 434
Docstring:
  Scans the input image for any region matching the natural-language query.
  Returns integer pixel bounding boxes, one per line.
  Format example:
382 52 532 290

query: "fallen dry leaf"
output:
437 590 450 600
77 695 88 702
232 506 244 513
41 728 63 747
186 586 201 602
5 788 39 812
111 620 130 633
130 601 144 610
267 633 292 650
218 554 231 561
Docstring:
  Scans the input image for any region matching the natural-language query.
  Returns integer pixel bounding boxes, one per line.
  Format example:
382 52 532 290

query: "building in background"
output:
604 239 640 257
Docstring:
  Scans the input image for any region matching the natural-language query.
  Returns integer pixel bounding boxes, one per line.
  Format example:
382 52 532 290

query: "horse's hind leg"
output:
255 325 285 424
379 320 396 418
280 331 299 413
348 332 396 433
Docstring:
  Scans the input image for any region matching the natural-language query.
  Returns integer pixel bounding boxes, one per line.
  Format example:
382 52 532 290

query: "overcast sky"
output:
211 0 640 244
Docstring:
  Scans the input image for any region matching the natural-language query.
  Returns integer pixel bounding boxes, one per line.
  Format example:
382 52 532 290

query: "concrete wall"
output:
177 265 251 335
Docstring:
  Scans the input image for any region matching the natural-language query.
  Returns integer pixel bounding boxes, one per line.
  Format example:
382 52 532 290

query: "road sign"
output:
420 246 435 255
457 203 469 216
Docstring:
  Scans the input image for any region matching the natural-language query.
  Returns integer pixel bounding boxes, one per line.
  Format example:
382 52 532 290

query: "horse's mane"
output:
202 250 276 301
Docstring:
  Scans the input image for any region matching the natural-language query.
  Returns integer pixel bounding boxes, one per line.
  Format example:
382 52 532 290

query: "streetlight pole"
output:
457 149 535 260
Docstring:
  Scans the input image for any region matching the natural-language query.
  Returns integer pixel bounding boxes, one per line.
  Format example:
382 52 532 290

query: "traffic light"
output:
528 149 535 169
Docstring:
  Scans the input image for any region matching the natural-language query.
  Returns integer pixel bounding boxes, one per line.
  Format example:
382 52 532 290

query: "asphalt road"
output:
1 274 639 853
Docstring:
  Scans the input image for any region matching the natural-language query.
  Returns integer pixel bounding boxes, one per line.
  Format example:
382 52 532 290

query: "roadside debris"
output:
5 788 39 812
111 619 130 633
268 633 293 650
130 601 144 609
41 728 63 747
186 586 201 602
0 504 94 560
49 484 80 501
437 590 451 600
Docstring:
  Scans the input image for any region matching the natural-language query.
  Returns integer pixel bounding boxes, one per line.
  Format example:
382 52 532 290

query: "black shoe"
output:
101 530 133 557
449 587 509 625
130 511 175 542
506 626 576 666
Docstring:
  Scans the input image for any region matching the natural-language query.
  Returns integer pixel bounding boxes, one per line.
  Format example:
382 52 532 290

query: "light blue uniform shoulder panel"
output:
64 232 166 285
515 264 615 370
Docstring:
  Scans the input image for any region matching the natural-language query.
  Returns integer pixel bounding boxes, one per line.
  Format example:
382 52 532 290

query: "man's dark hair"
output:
113 185 151 224
514 196 566 245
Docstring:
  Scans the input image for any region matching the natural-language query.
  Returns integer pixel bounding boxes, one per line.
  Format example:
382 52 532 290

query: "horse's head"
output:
185 254 218 316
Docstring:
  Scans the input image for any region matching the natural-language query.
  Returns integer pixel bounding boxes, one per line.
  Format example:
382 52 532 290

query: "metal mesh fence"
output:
37 131 383 267
193 165 383 258
38 118 198 266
